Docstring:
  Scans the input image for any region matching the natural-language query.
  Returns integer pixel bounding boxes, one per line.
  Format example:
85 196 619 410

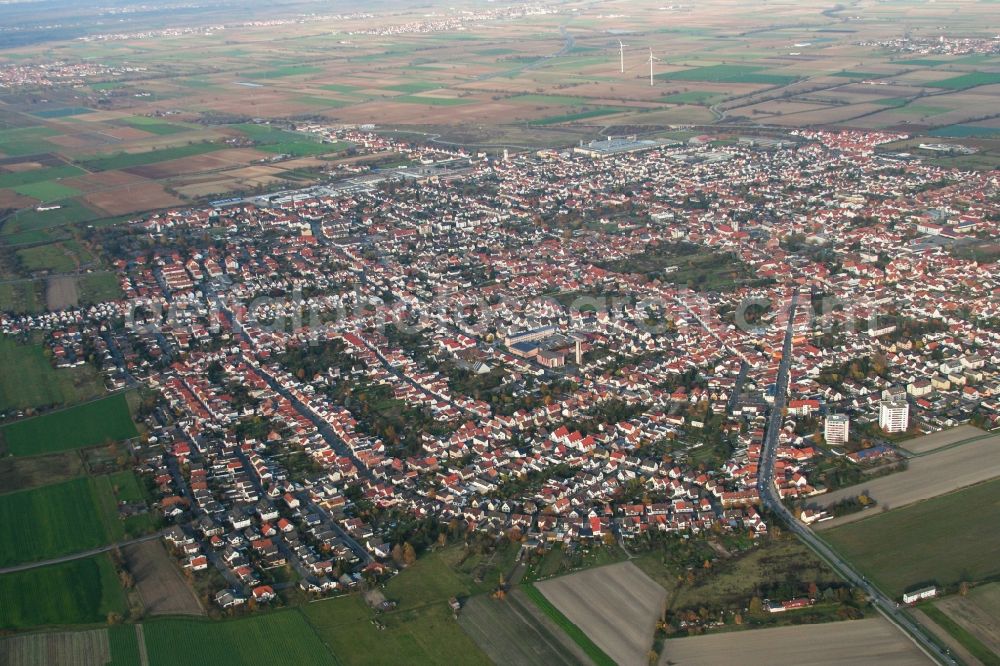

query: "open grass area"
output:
660 91 722 104
12 181 82 203
0 554 126 630
529 108 625 125
392 95 472 106
522 583 615 666
926 72 1000 89
929 125 1000 138
245 65 323 79
0 281 45 314
32 107 93 119
0 164 84 190
78 142 224 171
598 242 759 292
0 334 104 414
510 93 594 106
384 81 441 93
0 127 59 157
824 478 1000 599
120 116 191 136
1 392 137 456
0 199 100 237
143 612 337 666
78 271 123 304
303 549 490 665
232 123 345 157
0 477 120 567
657 64 798 85
16 240 93 272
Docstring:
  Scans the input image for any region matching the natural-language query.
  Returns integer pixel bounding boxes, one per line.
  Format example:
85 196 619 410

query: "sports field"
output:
0 554 126 630
823 478 1000 599
1 393 137 456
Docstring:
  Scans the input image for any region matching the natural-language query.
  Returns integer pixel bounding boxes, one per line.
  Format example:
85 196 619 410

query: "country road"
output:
0 530 166 575
757 291 955 666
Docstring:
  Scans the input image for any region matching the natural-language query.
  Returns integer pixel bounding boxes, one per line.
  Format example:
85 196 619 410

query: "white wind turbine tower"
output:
647 48 661 86
618 40 628 73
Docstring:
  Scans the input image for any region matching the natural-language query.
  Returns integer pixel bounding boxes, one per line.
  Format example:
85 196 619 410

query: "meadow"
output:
143 612 338 666
0 554 125 630
0 477 120 567
823 478 1000 598
78 143 225 172
1 392 137 456
0 335 104 413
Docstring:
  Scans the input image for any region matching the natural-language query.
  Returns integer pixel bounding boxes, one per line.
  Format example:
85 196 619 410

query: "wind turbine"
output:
618 40 628 74
647 48 661 87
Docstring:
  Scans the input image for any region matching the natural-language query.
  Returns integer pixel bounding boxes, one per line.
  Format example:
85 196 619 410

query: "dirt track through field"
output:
537 561 666 666
658 617 932 665
816 433 1000 529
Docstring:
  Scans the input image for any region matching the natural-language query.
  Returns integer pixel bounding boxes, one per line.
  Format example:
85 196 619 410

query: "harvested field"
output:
911 609 987 666
900 425 988 454
83 182 182 216
536 561 666 666
658 617 931 665
816 432 1000 529
935 583 1000 657
46 276 78 311
459 591 594 666
125 540 204 617
0 629 110 666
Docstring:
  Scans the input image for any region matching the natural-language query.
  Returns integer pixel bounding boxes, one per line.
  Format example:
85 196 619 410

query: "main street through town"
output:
758 291 956 666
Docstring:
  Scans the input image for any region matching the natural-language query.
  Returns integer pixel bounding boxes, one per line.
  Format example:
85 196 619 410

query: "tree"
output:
402 542 417 566
959 581 970 597
749 596 764 618
391 544 403 565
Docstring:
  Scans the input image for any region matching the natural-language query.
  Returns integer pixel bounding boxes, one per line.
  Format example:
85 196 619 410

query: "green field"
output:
12 181 82 203
929 125 1000 138
895 59 948 67
0 282 45 314
660 91 722 104
0 164 84 190
0 477 120 567
511 94 595 106
392 95 472 106
824 478 1000 598
522 583 615 666
108 624 142 666
927 72 1000 90
120 116 191 136
320 83 361 93
79 272 123 304
17 240 94 272
385 82 442 93
0 554 126 629
246 65 323 79
0 335 104 412
0 127 60 157
32 107 93 119
529 108 625 125
143 612 337 666
657 64 798 85
233 123 345 156
0 199 100 237
830 71 883 79
1 392 137 456
78 142 224 171
303 550 491 665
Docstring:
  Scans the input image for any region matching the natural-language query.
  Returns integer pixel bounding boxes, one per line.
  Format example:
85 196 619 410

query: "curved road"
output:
759 292 955 666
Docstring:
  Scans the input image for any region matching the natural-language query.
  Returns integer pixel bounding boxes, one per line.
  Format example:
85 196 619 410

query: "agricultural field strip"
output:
816 433 1000 529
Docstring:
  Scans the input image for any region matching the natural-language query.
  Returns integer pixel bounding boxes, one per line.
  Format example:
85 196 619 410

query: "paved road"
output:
757 291 955 666
0 531 166 575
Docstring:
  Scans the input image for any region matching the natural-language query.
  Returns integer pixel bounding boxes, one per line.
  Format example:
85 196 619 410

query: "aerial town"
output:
2 0 999 664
